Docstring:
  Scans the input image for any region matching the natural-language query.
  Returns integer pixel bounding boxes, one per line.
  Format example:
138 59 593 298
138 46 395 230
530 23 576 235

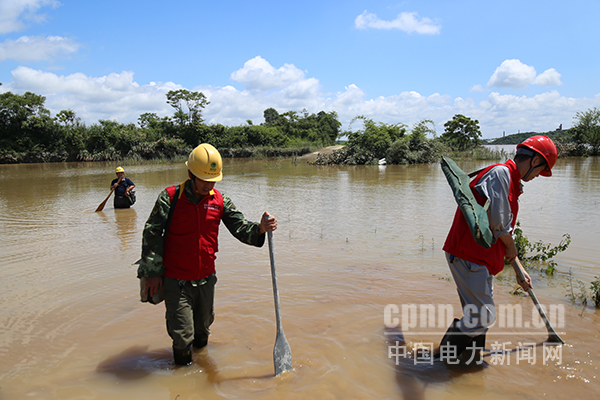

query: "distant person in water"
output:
111 167 135 208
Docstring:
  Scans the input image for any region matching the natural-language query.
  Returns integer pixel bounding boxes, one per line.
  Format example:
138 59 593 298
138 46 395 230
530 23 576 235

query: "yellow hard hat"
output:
115 166 125 173
186 143 223 182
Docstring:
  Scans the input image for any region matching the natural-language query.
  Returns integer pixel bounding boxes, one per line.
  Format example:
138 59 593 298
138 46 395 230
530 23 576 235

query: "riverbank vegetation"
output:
513 222 600 310
314 108 600 165
1 87 599 164
0 89 340 164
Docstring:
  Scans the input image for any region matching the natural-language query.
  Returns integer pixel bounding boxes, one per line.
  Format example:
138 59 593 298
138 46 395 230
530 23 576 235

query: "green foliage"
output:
262 108 341 147
591 277 600 308
489 130 573 145
0 91 53 153
572 107 600 155
138 112 160 129
264 108 279 124
342 116 406 163
528 233 571 264
513 222 530 261
516 222 599 310
513 221 571 275
566 269 588 308
314 117 447 165
444 145 513 161
324 116 406 164
0 89 341 163
441 114 482 151
166 89 210 126
0 91 49 125
55 109 77 126
3 88 599 165
386 120 443 164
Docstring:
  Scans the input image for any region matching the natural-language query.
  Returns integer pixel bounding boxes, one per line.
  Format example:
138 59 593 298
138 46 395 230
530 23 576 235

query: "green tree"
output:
0 91 49 126
0 91 53 152
263 107 279 124
280 110 299 124
411 119 436 139
441 114 482 151
317 111 342 143
386 119 441 164
409 119 436 151
345 116 407 163
55 109 78 127
166 89 209 126
138 112 160 129
260 108 341 146
572 107 600 155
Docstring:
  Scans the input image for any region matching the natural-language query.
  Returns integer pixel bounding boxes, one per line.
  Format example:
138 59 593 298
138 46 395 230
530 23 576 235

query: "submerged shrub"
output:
591 277 600 308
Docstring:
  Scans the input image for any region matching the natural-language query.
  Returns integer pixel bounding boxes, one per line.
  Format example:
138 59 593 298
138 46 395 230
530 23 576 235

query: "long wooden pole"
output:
95 175 122 212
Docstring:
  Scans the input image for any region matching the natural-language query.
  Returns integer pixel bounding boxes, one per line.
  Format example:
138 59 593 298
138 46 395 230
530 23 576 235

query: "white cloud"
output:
487 59 563 89
230 56 306 91
487 59 537 89
2 58 599 138
283 77 321 99
0 0 61 34
477 90 585 133
354 10 441 34
6 66 174 123
534 68 563 87
470 84 485 92
427 93 451 106
0 2 79 64
0 35 80 62
333 84 365 106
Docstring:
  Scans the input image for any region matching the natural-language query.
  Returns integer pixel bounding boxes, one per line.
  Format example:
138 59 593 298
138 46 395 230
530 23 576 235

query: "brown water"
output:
1 156 599 400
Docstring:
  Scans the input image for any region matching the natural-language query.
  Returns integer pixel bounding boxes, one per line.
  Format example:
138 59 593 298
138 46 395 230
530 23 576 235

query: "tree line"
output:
313 108 600 165
0 88 341 163
1 85 599 165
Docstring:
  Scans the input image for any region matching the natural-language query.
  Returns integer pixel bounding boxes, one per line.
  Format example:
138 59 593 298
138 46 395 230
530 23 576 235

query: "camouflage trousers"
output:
164 274 217 350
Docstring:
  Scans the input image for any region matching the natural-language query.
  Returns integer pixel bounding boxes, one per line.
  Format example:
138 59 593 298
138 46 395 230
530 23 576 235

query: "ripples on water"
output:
0 158 598 399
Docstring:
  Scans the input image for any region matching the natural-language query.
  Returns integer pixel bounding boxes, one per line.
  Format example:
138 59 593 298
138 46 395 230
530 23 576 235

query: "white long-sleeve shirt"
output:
474 165 514 241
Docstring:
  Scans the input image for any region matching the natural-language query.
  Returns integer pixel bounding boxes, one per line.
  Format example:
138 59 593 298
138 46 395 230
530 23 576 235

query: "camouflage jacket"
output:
138 180 265 278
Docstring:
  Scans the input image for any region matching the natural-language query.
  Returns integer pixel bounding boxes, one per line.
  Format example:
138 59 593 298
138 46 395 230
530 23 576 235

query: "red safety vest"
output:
443 160 521 275
162 186 224 280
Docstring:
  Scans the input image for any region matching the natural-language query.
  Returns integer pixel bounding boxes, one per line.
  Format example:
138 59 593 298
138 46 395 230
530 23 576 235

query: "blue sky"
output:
1 0 599 139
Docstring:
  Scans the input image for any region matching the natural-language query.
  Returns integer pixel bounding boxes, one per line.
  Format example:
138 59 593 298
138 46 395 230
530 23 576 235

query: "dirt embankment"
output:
298 145 344 161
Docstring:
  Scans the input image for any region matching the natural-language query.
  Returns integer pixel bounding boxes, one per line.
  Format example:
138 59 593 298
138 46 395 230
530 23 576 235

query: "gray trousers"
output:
446 252 496 337
164 274 217 350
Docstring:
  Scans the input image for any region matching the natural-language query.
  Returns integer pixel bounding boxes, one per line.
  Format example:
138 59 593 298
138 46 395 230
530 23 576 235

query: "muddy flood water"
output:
1 153 599 400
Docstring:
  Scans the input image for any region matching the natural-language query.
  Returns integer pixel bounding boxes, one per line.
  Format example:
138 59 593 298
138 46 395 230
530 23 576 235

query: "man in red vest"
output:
438 135 558 366
138 143 277 366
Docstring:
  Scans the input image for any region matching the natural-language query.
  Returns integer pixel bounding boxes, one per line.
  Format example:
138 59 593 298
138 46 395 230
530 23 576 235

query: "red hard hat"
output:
516 135 558 177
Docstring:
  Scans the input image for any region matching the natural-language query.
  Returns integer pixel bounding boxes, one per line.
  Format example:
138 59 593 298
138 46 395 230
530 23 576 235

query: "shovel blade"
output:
273 332 293 376
546 333 565 345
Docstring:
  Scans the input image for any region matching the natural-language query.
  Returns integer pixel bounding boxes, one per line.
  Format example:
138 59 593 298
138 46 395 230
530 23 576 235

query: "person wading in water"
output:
437 135 558 366
138 143 277 366
111 167 135 208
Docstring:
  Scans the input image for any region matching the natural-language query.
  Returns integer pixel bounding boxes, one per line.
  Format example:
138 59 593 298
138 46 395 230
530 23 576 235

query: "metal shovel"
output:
512 259 565 345
266 221 293 375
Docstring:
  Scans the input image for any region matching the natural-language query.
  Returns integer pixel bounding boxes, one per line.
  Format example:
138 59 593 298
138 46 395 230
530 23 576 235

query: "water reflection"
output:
115 208 138 251
385 327 487 400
